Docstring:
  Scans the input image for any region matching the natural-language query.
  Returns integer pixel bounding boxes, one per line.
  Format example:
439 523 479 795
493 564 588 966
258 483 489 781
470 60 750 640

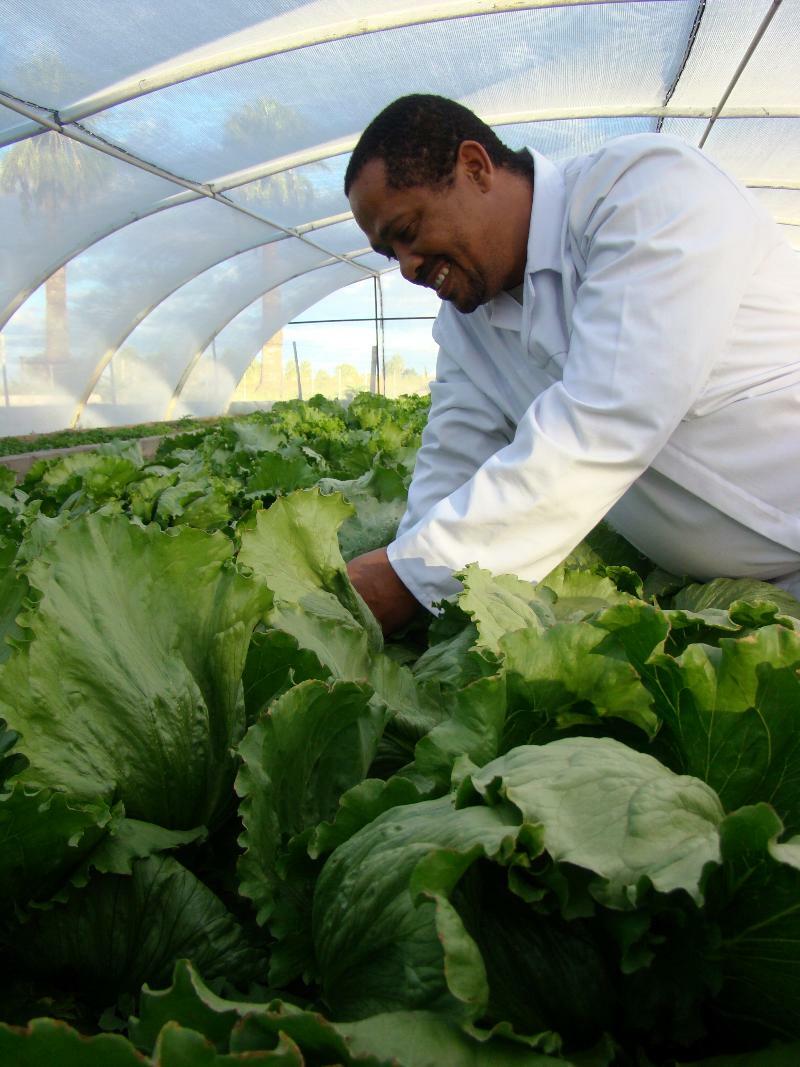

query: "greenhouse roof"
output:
0 0 796 433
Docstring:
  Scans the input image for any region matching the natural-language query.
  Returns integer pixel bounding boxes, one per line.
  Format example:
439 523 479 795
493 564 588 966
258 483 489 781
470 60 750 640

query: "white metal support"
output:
0 1 686 146
0 93 379 283
699 0 785 148
165 254 370 419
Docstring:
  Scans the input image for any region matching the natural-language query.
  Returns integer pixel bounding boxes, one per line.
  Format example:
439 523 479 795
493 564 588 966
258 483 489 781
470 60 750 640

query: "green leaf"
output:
14 856 259 1000
131 959 269 1053
453 862 616 1048
72 819 207 882
242 628 327 720
590 600 670 674
236 679 385 922
0 783 113 905
412 674 508 791
154 1022 296 1065
674 577 800 622
0 514 270 828
539 567 630 622
245 452 318 497
0 1018 146 1065
313 796 522 1020
337 1011 572 1065
572 521 653 575
411 623 482 688
500 622 657 740
455 565 556 652
127 470 179 523
318 465 408 561
0 467 16 494
238 488 379 644
0 535 27 664
703 804 800 1043
265 598 434 747
236 679 385 985
646 626 800 831
239 679 384 843
309 775 433 858
466 737 724 906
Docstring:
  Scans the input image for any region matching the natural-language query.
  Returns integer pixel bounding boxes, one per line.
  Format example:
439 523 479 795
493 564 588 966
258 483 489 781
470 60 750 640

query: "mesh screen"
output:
0 0 311 118
1 0 797 435
226 156 350 229
356 253 390 273
177 259 364 416
0 133 180 325
1 198 282 429
661 116 800 183
308 218 370 256
80 238 331 426
80 3 699 183
751 188 800 225
501 117 660 158
669 0 796 110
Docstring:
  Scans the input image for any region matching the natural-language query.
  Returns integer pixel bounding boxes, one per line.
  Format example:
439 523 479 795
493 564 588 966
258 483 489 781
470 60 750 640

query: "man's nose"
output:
397 248 425 285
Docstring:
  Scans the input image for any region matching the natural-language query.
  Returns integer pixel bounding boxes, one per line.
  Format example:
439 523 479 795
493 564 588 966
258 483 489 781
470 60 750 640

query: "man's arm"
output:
387 138 766 610
348 345 514 632
346 547 419 634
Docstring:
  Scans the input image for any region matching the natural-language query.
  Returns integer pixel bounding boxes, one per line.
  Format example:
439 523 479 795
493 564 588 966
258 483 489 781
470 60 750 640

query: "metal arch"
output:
0 93 379 285
69 237 360 428
0 0 683 145
149 106 800 200
167 256 370 419
3 89 798 338
0 206 354 333
3 86 797 369
3 131 797 340
699 0 784 149
745 179 800 191
4 93 797 327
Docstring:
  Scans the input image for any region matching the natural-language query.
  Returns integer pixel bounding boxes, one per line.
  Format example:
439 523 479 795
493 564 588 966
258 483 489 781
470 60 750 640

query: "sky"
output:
281 266 441 375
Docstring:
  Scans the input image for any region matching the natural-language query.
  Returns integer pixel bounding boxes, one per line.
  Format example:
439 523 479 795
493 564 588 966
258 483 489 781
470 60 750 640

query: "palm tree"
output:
224 98 316 400
0 58 109 373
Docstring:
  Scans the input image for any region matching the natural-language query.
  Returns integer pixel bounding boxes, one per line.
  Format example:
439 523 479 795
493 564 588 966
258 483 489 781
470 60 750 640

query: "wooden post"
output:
293 341 303 401
0 335 9 407
370 344 379 394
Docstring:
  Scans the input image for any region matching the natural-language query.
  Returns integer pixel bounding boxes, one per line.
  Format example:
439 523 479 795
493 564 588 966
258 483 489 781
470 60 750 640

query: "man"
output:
344 94 800 634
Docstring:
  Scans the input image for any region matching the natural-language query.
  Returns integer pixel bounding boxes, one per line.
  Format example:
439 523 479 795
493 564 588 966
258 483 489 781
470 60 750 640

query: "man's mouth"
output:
425 260 451 294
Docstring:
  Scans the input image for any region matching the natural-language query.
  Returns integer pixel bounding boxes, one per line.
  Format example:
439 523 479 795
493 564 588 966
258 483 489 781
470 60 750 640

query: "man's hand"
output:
346 547 420 636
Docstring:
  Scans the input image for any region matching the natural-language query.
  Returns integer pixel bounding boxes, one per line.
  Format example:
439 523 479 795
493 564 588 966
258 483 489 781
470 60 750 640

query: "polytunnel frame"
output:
0 0 696 145
163 252 377 420
71 243 373 427
0 0 795 427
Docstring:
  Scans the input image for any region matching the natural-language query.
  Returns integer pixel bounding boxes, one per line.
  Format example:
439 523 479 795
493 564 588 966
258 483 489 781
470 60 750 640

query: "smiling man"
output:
344 94 800 633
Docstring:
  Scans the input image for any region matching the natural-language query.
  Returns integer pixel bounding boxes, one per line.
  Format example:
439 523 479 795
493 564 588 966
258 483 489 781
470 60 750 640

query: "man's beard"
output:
449 262 489 314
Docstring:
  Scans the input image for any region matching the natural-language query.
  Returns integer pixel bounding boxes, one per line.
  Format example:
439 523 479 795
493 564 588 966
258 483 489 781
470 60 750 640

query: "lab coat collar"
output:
525 148 567 274
485 148 566 333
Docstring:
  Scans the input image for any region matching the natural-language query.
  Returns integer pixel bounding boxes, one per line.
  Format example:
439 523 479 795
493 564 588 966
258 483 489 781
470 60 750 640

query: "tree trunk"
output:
45 266 69 363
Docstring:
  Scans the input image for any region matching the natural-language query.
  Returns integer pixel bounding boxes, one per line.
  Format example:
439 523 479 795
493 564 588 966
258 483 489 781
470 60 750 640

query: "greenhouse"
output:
1 1 800 1065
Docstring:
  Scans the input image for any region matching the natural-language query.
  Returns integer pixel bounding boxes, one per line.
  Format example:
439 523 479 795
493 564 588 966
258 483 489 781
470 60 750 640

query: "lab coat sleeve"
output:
395 340 514 536
388 138 764 611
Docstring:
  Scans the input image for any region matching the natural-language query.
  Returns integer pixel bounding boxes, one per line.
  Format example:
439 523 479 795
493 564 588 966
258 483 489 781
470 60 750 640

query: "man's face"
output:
348 150 513 314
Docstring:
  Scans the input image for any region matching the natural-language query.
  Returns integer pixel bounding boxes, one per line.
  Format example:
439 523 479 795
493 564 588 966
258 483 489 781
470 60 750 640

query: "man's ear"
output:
456 140 494 191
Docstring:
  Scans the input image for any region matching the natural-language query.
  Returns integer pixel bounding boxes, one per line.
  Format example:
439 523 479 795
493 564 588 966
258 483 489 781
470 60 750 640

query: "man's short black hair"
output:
344 94 533 195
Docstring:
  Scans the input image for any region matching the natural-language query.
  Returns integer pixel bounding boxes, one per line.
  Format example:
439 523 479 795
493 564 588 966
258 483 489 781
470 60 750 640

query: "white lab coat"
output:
387 134 800 611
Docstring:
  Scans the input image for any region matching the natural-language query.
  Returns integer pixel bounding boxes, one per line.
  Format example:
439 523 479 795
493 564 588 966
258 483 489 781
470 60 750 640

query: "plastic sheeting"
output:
0 0 797 433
